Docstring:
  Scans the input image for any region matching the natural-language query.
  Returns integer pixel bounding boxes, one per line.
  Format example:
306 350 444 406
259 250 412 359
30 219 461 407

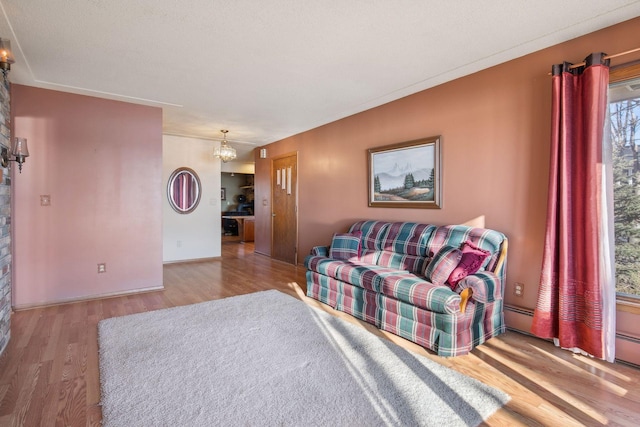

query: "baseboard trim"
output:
163 256 221 265
13 285 165 311
615 357 640 370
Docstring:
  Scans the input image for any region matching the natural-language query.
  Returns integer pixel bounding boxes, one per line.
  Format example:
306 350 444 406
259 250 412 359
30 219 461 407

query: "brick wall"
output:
0 73 11 357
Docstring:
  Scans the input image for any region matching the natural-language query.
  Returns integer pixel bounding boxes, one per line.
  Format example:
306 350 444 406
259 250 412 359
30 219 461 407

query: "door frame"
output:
270 152 299 264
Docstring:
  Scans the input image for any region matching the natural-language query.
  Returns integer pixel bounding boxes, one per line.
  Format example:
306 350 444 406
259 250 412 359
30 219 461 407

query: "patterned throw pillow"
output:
423 245 462 287
447 240 491 287
329 231 363 261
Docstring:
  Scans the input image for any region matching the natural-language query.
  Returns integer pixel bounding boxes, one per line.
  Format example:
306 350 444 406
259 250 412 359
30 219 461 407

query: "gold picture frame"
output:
368 136 442 209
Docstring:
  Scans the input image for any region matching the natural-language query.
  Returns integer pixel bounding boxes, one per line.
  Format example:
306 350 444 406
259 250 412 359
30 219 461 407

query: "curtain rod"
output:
554 47 640 72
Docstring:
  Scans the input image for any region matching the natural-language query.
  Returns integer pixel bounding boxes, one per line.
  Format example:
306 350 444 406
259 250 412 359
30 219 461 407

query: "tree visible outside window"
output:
610 74 640 298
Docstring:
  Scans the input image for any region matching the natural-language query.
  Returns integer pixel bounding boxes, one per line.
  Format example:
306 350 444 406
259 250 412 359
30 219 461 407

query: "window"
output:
609 63 640 300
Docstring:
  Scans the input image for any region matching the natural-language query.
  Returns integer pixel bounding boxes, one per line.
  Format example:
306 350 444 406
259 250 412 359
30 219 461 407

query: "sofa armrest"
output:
454 271 502 304
310 246 329 257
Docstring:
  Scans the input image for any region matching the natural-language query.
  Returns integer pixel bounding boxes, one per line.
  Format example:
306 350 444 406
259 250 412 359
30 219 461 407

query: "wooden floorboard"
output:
0 241 639 426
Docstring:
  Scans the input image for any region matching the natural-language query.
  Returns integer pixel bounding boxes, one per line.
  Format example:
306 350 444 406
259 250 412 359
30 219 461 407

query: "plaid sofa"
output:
304 220 508 357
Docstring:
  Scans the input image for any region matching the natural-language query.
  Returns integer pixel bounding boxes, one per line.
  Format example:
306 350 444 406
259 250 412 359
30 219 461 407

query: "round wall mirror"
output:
167 167 202 214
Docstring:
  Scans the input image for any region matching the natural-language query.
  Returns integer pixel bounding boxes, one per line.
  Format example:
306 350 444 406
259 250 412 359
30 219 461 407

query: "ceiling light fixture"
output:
213 130 237 163
0 38 15 74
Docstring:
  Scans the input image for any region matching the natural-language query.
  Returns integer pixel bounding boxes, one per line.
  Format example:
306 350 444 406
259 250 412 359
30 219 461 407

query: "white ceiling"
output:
2 1 640 163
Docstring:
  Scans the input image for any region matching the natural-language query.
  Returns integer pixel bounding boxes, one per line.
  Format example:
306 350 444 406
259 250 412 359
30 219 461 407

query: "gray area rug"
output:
98 290 509 426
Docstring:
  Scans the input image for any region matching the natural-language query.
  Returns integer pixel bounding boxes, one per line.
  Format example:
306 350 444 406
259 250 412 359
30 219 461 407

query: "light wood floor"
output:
1 242 639 426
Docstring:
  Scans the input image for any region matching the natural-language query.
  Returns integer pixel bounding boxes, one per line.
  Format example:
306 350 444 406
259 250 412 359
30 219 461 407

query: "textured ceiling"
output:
2 1 640 163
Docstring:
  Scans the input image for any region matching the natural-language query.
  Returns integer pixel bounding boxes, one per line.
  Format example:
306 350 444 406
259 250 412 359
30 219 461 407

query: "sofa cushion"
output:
375 250 427 275
349 220 390 251
304 255 406 292
379 222 435 256
377 272 461 314
304 255 344 278
447 240 491 287
423 245 462 287
428 225 505 272
334 264 408 292
329 231 362 260
359 249 381 265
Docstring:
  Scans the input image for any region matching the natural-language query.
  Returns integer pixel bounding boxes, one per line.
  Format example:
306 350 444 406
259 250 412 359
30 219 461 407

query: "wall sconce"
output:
0 38 15 74
1 137 30 173
259 148 267 159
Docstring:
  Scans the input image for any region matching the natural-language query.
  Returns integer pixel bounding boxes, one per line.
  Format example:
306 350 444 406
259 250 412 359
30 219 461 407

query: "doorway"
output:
221 172 255 246
271 153 298 264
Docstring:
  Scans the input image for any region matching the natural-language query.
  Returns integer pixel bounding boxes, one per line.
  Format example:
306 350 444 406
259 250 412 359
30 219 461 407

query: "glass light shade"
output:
0 39 15 70
10 137 29 173
11 137 29 158
214 141 237 163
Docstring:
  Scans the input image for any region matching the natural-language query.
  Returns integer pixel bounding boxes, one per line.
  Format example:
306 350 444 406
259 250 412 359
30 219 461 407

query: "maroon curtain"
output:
531 53 612 359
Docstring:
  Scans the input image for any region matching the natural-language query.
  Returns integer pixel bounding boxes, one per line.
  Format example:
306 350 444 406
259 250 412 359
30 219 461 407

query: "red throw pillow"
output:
447 240 491 288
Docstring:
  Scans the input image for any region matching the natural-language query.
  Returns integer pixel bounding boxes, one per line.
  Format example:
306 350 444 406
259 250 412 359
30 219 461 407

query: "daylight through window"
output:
609 68 640 299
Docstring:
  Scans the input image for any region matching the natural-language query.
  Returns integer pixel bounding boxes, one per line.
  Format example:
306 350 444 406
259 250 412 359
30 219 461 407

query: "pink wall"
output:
11 85 163 308
255 18 640 331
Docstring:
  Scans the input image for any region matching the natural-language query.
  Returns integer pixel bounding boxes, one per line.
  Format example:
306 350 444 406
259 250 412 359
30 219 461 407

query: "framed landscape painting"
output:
368 136 442 209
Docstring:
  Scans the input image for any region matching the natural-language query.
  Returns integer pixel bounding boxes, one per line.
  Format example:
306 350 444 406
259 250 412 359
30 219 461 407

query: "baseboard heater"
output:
504 304 640 368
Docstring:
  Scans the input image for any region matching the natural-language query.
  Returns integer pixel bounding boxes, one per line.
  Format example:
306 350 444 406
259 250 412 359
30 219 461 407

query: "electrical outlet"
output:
514 282 524 297
98 263 106 273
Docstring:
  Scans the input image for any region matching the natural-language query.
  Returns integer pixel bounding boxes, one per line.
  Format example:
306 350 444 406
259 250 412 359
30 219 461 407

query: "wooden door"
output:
271 153 298 264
